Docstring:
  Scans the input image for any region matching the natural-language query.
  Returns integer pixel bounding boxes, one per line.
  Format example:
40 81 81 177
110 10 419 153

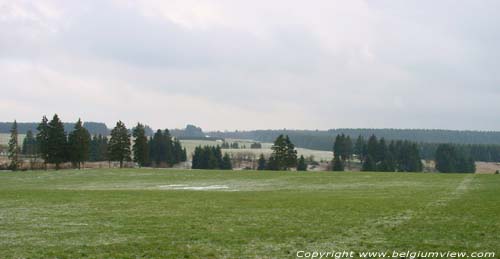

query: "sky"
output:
1 0 499 131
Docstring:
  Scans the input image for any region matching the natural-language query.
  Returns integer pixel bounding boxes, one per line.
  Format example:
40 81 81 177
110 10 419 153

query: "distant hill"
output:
170 124 206 139
208 128 500 150
0 122 109 136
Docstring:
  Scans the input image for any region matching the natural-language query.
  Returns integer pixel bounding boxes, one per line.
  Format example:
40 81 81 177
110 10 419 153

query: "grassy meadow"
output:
0 169 498 258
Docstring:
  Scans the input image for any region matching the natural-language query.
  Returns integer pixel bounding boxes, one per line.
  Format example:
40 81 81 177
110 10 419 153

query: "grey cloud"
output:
0 0 499 130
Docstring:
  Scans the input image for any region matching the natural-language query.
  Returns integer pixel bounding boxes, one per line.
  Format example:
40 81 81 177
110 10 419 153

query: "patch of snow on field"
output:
158 184 230 190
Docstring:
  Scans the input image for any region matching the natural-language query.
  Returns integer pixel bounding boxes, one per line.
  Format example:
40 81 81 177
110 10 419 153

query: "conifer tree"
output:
220 153 232 170
297 155 307 171
68 119 91 169
354 135 367 159
257 154 266 170
108 121 131 168
332 155 344 171
163 129 174 165
22 130 37 156
47 114 68 170
8 120 20 171
36 116 49 169
362 155 376 171
132 123 149 167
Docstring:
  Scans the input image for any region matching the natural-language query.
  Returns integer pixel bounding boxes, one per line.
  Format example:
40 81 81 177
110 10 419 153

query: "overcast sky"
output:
1 0 499 131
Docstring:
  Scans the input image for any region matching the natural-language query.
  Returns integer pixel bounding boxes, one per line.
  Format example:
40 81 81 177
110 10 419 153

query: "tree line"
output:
208 129 500 162
330 134 423 172
255 135 307 171
192 146 232 170
6 115 186 170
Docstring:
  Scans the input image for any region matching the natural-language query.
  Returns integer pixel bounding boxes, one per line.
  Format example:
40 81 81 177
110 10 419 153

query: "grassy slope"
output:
0 169 498 258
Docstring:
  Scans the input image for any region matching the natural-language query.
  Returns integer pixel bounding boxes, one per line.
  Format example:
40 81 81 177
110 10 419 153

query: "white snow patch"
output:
158 184 230 190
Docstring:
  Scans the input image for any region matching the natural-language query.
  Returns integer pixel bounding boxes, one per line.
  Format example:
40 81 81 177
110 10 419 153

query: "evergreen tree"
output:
150 130 164 166
132 123 149 167
257 154 266 170
366 135 378 162
163 129 174 165
47 114 68 170
36 116 49 169
362 155 376 171
8 120 21 170
220 153 232 170
108 121 131 168
181 147 187 162
332 155 344 171
269 135 297 170
354 135 366 159
68 119 91 169
435 144 475 173
297 155 307 171
22 130 37 156
284 136 298 169
98 135 109 161
266 155 279 170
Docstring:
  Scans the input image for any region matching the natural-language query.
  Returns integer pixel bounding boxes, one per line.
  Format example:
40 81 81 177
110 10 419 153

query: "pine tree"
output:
22 130 37 156
257 154 266 170
284 136 298 169
266 155 279 170
181 148 187 162
47 114 68 170
8 120 20 171
98 135 108 161
220 153 232 170
362 155 376 171
297 155 307 171
354 135 366 159
435 144 474 173
68 119 91 169
108 121 131 168
332 155 344 171
366 135 378 160
163 129 174 166
132 123 149 167
36 116 49 169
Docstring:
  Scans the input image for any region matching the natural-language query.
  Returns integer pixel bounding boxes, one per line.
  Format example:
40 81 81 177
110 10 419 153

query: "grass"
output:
0 169 499 258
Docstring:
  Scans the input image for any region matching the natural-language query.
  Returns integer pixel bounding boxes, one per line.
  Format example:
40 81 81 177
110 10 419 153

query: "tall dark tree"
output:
36 116 49 169
297 155 307 171
68 119 91 169
362 155 376 171
8 120 20 171
366 135 379 162
332 155 344 171
132 123 149 167
257 154 266 170
191 145 226 170
435 144 475 173
354 135 367 159
22 130 37 156
108 121 131 168
220 153 232 170
163 129 174 165
150 130 164 166
47 114 68 170
269 135 297 170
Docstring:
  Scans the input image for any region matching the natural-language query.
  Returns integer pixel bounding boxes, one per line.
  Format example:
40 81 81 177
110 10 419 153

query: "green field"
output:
0 169 498 258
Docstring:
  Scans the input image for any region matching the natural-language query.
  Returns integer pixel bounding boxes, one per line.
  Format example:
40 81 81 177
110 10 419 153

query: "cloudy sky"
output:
1 0 499 131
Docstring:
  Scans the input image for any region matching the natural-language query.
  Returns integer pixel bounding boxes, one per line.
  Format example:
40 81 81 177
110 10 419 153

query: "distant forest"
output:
0 122 110 136
3 122 500 162
208 129 500 162
207 129 500 147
